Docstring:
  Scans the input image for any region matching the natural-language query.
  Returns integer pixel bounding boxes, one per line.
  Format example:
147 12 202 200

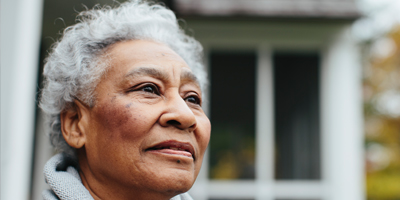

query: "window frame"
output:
189 44 326 200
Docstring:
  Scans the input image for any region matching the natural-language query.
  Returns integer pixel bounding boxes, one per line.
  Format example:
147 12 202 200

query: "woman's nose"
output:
159 95 197 131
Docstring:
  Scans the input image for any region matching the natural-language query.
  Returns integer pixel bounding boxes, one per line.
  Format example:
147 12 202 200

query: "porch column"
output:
321 25 364 200
1 0 43 199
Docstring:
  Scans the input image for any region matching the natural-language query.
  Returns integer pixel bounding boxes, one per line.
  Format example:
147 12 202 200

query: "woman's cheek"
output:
93 100 149 140
198 116 211 143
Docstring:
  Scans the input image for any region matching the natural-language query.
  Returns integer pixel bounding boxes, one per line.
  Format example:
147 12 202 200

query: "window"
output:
209 51 256 180
198 49 323 200
273 52 321 180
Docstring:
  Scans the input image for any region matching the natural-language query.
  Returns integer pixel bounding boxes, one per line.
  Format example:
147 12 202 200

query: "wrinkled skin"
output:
60 40 211 200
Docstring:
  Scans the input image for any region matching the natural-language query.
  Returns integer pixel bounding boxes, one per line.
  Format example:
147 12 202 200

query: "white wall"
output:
1 0 43 199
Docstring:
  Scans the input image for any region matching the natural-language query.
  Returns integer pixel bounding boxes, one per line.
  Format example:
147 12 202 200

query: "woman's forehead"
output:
99 40 199 86
108 40 185 62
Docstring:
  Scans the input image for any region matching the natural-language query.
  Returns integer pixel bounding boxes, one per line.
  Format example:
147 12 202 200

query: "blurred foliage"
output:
209 125 255 180
364 24 400 199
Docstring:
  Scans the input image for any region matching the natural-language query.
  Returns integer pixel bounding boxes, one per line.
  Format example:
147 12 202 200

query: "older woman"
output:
40 1 211 200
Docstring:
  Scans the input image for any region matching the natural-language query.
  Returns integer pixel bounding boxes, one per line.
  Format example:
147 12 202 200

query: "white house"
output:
1 0 364 200
170 1 365 200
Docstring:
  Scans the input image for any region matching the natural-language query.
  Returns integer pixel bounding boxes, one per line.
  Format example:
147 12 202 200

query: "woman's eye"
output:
138 84 160 95
185 95 201 105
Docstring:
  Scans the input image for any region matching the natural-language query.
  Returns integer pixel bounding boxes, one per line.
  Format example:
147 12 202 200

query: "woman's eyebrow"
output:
125 67 170 82
124 66 200 86
180 70 200 86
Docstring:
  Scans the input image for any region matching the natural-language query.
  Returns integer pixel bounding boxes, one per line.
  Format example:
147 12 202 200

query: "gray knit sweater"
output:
43 154 194 200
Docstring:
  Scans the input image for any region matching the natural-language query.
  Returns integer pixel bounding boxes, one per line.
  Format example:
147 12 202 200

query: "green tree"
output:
364 25 400 199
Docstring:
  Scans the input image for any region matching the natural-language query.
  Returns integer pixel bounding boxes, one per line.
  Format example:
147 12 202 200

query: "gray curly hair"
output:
40 0 206 159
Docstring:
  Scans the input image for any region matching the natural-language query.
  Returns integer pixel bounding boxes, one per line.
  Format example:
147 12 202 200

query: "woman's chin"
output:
139 175 194 199
137 152 198 193
150 168 196 194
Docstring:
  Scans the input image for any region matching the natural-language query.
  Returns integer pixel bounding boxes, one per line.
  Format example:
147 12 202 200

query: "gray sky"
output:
354 0 400 40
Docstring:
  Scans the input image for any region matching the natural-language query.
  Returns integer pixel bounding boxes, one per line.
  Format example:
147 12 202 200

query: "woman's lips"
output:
150 148 192 158
146 140 195 159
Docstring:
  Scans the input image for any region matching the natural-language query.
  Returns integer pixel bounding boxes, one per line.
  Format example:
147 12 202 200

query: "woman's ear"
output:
60 100 90 149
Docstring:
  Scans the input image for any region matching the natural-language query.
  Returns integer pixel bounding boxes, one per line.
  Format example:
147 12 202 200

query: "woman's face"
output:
78 40 211 199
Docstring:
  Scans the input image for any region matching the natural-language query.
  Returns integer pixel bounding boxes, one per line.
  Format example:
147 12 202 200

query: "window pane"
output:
273 52 321 180
210 199 254 200
209 51 256 180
